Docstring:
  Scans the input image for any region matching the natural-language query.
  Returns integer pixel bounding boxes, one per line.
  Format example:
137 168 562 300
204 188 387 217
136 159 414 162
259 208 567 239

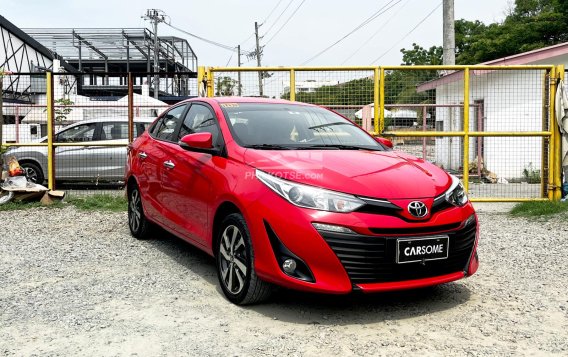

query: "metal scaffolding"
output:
23 28 198 97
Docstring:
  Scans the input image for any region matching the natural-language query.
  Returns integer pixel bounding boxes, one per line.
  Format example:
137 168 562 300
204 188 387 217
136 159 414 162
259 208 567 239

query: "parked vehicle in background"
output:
2 117 154 184
126 97 479 305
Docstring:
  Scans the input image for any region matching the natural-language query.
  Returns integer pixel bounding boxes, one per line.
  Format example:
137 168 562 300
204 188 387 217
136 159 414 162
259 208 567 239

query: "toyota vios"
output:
126 97 479 305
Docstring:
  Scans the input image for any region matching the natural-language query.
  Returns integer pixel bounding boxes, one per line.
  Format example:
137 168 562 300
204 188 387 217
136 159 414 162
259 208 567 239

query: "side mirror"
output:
179 132 216 153
179 133 213 150
375 136 393 149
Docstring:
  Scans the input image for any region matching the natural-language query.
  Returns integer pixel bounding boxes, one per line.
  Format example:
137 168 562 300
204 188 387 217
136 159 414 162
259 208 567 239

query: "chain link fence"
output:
2 71 196 196
203 65 562 201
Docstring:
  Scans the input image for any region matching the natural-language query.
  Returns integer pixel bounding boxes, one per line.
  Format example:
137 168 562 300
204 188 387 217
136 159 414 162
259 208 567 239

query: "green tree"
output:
215 76 237 96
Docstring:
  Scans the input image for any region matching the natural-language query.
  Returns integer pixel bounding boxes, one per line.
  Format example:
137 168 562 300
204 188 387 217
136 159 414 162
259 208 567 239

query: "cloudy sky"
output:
3 0 511 67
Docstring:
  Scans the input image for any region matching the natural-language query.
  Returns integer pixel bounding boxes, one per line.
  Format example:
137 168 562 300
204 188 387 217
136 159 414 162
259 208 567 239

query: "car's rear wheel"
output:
128 183 152 239
20 162 44 184
216 213 272 305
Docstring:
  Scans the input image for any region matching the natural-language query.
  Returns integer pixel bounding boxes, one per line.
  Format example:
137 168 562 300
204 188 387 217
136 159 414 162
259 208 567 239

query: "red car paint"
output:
126 97 479 295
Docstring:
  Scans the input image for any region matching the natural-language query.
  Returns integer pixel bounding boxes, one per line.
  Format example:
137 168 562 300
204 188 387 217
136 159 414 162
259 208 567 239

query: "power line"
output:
239 33 255 46
341 0 411 65
262 0 295 37
265 0 306 45
370 1 442 63
166 22 254 55
301 0 401 65
262 0 285 25
239 0 284 45
225 52 234 67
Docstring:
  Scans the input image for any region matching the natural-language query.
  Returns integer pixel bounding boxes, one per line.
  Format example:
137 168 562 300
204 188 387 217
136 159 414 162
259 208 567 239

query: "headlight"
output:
256 169 365 213
445 175 468 206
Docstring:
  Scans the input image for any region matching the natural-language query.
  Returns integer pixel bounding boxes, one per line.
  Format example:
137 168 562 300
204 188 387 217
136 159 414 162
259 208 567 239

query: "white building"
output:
283 79 340 94
417 42 568 181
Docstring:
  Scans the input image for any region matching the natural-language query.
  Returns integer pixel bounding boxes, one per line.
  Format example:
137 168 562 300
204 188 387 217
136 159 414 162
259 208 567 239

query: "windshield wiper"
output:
308 122 353 130
298 144 381 151
245 144 293 150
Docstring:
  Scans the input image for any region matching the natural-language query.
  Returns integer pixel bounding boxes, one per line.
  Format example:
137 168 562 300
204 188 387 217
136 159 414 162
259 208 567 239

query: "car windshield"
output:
222 103 383 150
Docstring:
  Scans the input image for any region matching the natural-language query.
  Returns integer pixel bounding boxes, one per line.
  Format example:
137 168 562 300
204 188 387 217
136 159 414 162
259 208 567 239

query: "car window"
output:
152 105 187 141
178 104 221 145
137 123 150 137
223 103 381 150
101 122 128 140
56 123 97 142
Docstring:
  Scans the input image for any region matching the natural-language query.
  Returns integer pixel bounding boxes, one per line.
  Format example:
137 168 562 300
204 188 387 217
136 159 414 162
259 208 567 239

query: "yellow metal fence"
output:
199 65 564 202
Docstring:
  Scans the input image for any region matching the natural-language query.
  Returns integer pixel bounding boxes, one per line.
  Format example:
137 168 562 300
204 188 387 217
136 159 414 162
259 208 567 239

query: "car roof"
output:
214 96 315 106
181 96 317 107
66 117 156 125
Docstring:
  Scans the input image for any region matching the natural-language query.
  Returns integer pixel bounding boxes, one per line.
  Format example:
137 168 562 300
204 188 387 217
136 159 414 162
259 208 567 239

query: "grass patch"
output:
0 193 126 212
0 200 65 211
510 201 568 217
66 194 127 212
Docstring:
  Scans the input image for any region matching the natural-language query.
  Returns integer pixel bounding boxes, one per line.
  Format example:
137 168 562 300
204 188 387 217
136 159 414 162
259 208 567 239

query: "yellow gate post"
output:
554 65 564 200
548 67 557 200
46 72 55 190
379 67 385 134
463 68 470 192
289 69 296 102
373 67 380 134
207 69 214 97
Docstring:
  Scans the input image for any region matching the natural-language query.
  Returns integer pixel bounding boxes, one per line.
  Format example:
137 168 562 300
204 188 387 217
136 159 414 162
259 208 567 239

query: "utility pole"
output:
143 9 169 99
442 0 455 65
237 45 242 96
254 21 264 96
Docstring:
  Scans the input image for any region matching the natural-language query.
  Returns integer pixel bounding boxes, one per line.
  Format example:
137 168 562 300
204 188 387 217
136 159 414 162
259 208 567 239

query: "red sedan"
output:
126 97 479 305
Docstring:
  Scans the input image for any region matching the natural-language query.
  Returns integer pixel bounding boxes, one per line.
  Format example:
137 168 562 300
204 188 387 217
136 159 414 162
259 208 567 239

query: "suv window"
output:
151 105 187 141
178 104 221 146
56 123 97 142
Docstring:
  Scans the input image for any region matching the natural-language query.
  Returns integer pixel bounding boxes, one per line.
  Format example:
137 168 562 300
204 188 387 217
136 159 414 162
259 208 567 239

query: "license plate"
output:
396 236 449 264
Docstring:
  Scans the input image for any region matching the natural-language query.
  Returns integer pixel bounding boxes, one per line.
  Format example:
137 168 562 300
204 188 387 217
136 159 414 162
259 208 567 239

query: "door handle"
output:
138 152 148 159
163 160 175 169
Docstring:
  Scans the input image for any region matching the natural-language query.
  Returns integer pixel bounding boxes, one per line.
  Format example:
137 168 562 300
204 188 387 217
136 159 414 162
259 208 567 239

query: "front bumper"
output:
244 184 479 294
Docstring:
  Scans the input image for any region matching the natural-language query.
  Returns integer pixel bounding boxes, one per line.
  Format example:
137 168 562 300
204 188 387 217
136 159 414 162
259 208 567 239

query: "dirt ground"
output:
1 204 567 356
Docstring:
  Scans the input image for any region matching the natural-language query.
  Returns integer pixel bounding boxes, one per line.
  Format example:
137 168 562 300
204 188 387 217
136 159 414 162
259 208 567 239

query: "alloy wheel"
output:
24 167 38 183
129 188 142 233
218 224 248 295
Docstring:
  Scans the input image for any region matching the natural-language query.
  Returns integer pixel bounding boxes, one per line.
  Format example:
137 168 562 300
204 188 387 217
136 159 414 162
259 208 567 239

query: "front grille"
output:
320 221 477 284
369 222 461 235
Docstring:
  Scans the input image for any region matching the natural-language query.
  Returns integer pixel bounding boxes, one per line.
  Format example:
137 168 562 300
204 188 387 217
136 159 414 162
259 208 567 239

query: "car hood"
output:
244 149 451 199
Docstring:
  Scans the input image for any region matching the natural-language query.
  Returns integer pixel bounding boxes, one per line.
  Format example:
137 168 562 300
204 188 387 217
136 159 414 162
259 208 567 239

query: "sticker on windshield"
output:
220 103 239 108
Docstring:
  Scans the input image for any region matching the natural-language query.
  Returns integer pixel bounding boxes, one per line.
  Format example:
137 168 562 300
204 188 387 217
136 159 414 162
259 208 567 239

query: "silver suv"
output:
4 117 154 184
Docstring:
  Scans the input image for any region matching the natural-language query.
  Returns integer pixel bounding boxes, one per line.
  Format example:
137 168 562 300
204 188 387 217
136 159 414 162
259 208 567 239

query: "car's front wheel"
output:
128 183 153 239
20 162 44 184
216 213 272 305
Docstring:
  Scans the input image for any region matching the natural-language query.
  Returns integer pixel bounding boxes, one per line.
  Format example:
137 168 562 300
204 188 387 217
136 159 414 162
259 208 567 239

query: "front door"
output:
159 103 225 245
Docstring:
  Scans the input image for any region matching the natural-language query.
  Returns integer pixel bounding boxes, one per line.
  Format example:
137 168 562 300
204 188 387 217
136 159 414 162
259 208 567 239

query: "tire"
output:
216 213 272 305
0 190 14 205
128 183 153 239
20 162 44 184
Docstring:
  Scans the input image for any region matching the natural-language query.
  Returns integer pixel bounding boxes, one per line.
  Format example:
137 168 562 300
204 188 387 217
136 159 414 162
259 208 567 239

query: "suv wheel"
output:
21 162 44 184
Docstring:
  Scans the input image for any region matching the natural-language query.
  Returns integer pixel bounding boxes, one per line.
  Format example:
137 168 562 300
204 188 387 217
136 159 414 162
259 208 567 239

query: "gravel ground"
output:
1 205 567 356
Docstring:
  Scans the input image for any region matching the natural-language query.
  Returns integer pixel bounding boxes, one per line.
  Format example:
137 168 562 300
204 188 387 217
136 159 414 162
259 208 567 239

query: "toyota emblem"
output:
408 201 428 218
